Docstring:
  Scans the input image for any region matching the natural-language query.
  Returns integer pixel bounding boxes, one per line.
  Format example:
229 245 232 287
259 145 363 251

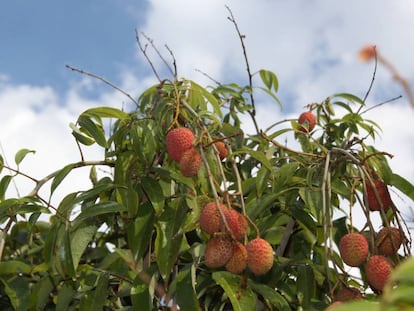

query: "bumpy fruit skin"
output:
365 255 392 292
214 141 228 159
364 178 393 211
199 202 228 235
221 209 248 241
298 111 316 133
334 287 363 302
339 233 369 267
166 127 195 162
204 237 233 268
179 148 202 177
246 238 274 276
376 227 403 256
225 242 248 274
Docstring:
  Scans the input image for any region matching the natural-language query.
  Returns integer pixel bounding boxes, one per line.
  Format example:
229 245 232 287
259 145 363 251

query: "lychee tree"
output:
1 25 414 311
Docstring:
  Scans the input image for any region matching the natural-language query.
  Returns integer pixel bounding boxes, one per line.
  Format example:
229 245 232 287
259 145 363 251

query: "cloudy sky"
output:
1 1 414 227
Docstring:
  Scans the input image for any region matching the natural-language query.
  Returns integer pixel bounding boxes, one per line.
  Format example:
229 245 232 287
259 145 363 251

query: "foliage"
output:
1 35 414 311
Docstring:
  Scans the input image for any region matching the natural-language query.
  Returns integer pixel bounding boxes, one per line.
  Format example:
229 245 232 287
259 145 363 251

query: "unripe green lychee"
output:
204 237 233 268
246 238 274 276
365 255 392 292
225 242 248 274
166 127 195 162
199 202 227 235
339 233 369 267
179 148 202 177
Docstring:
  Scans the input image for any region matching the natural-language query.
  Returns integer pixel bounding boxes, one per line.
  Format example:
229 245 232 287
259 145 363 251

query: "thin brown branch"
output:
225 5 259 134
135 30 162 82
65 64 140 108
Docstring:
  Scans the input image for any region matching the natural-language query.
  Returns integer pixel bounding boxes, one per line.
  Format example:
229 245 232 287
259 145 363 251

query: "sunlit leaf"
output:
15 148 35 165
81 106 130 120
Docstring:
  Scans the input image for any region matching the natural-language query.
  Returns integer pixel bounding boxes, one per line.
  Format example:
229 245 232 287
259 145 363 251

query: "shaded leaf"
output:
175 265 201 311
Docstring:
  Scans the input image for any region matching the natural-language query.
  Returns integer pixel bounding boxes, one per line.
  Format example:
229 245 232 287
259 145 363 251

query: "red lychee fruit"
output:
246 238 274 276
298 111 316 133
358 45 376 62
221 209 248 241
376 227 403 256
225 242 248 274
365 255 392 292
364 178 393 212
165 127 195 162
339 233 369 267
214 141 228 160
334 287 363 302
204 237 233 268
179 148 202 177
199 202 228 235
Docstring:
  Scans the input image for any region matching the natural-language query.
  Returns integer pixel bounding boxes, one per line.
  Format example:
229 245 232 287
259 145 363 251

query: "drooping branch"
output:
65 64 140 108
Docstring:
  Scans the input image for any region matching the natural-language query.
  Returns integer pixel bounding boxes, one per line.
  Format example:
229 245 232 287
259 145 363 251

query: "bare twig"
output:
65 64 139 108
225 5 259 134
135 30 162 82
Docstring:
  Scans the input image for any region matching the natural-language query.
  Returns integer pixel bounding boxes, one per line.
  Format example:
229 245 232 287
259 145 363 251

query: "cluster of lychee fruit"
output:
338 225 403 292
199 201 274 276
165 127 228 177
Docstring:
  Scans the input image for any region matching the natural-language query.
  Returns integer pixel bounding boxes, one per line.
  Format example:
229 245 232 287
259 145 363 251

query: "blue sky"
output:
1 1 414 232
0 1 148 93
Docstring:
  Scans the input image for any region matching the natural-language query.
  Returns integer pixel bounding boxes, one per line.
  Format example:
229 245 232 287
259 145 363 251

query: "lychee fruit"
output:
358 45 376 62
365 255 392 292
179 148 202 177
376 227 403 256
199 202 228 235
225 242 248 274
334 287 363 302
298 111 316 133
364 178 393 212
214 141 228 160
166 127 195 162
204 237 233 268
221 209 248 241
339 233 369 267
246 238 274 276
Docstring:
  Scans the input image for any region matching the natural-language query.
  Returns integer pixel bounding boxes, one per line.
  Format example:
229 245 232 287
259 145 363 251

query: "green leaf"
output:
212 271 257 311
73 201 126 225
78 116 107 148
81 106 130 120
79 272 110 311
332 93 364 105
0 175 13 200
70 122 95 145
331 300 380 311
390 173 414 203
131 275 154 310
141 176 165 214
259 69 279 93
0 261 31 275
127 202 155 260
297 264 314 309
70 223 98 269
15 148 35 165
175 265 201 311
0 275 30 311
155 202 186 280
51 163 75 194
248 281 290 311
56 283 76 311
29 275 54 311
